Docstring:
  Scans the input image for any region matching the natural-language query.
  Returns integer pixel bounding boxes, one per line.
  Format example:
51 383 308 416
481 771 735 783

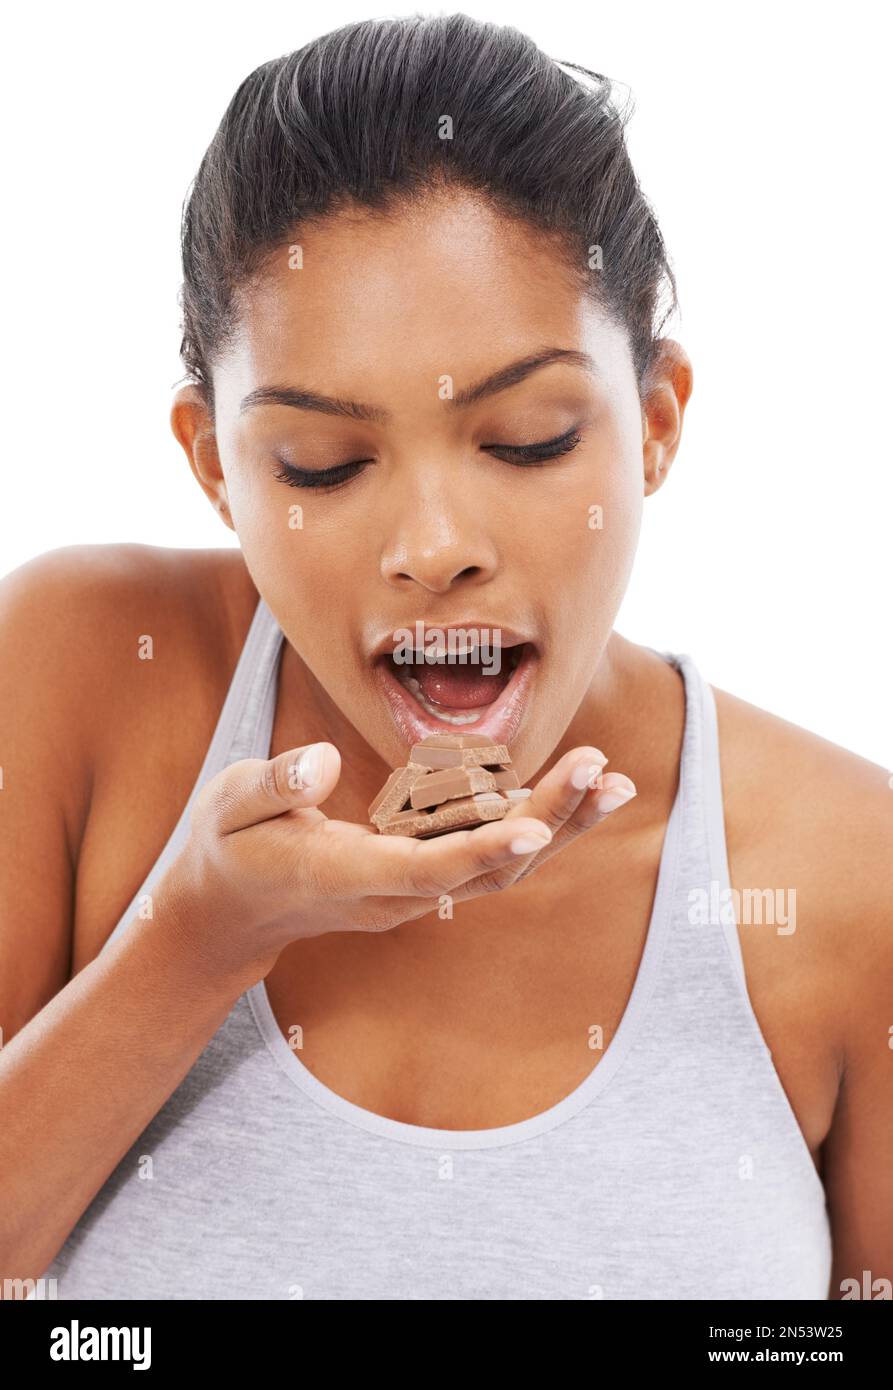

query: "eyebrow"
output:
237 348 598 423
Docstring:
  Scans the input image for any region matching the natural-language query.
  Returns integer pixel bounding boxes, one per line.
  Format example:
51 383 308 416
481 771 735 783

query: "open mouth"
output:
372 640 538 748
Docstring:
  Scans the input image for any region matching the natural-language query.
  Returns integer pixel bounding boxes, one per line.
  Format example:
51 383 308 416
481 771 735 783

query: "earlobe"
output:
641 392 675 494
640 338 693 496
643 444 670 495
214 495 235 529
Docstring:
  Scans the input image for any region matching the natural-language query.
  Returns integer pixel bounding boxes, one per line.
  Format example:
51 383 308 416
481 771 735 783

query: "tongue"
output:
413 657 512 710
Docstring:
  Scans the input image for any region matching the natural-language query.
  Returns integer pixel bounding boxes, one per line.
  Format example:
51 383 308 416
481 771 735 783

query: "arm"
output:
0 550 259 1279
822 778 893 1299
0 886 255 1282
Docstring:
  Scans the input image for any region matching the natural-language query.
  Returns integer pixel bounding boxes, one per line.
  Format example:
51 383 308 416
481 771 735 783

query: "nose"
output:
378 487 499 594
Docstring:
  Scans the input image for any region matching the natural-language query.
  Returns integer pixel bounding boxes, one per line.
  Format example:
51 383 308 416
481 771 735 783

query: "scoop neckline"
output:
246 745 686 1151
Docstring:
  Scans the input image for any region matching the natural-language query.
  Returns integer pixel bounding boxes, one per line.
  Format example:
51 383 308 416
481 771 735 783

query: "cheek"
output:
254 531 357 632
254 518 369 687
228 466 356 597
578 412 644 581
223 468 300 577
522 434 642 682
513 434 643 592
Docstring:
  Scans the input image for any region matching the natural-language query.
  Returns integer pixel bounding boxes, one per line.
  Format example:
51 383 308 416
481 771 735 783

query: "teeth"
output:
394 670 491 725
416 644 478 661
404 641 527 661
411 645 483 663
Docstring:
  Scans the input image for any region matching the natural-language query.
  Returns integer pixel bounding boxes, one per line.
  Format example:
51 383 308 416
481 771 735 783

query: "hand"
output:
467 745 637 891
159 740 636 986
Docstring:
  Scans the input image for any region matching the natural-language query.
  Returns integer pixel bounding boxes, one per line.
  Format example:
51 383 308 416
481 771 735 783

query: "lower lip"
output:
372 645 539 750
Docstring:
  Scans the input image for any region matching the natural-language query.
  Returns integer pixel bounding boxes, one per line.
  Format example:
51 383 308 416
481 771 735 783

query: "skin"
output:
1 187 890 1296
184 191 667 790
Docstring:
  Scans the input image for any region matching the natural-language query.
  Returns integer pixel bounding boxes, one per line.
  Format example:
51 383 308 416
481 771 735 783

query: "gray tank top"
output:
45 597 833 1299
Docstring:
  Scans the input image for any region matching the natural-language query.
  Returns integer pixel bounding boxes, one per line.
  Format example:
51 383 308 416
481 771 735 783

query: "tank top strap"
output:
227 596 286 764
693 659 750 992
659 650 753 1004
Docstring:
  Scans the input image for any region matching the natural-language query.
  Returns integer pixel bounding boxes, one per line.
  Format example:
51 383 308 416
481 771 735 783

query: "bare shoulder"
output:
1 540 254 639
712 683 892 1060
712 683 891 905
2 542 255 753
1 542 257 886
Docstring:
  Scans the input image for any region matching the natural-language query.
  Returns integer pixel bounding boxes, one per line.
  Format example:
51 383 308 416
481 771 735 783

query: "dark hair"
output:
177 12 678 420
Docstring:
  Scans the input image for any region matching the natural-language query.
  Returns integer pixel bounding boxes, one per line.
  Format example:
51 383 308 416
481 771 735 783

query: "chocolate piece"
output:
410 733 496 749
368 733 532 839
368 762 429 827
409 741 510 771
378 791 511 838
409 766 497 809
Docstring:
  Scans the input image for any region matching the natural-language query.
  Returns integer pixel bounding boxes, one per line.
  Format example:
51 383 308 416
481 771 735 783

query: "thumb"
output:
194 741 341 835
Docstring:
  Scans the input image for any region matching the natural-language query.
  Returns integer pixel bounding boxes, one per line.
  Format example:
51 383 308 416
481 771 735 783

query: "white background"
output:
2 0 890 766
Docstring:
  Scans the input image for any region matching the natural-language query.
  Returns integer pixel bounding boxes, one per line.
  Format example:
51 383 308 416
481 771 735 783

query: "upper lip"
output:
368 619 536 662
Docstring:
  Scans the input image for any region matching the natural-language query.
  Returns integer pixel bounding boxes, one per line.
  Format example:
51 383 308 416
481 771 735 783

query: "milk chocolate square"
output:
409 765 497 809
369 733 529 839
368 761 429 827
411 733 497 749
378 791 511 838
409 741 510 771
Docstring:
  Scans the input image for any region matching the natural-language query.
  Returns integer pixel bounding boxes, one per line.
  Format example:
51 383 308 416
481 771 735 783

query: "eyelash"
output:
272 426 584 492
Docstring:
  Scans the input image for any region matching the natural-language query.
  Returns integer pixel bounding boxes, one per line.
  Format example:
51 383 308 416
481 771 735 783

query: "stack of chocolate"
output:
369 733 531 837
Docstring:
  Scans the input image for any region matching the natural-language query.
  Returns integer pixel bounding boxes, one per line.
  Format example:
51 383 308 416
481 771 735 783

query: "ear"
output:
170 384 235 529
640 340 693 496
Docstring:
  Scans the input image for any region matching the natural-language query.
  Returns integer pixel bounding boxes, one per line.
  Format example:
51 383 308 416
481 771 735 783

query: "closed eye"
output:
272 458 371 490
480 425 583 465
271 425 584 491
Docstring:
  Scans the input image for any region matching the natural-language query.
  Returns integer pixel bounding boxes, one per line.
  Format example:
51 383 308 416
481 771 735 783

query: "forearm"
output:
0 892 254 1281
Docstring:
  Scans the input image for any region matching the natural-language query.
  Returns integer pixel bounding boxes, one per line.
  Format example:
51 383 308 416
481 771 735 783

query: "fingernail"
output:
570 754 607 791
510 830 552 855
295 743 325 789
597 784 637 814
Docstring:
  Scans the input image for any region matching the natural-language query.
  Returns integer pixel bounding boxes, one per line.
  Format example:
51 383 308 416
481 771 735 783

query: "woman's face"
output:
175 189 689 780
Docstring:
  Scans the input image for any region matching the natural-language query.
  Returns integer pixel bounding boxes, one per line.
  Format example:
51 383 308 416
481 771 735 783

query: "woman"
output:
1 14 889 1302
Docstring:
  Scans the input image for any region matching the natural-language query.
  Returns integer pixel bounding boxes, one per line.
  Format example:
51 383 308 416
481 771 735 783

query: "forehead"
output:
215 188 628 410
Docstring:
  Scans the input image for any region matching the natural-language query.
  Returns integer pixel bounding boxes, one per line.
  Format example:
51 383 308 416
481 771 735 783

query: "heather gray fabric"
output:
44 598 833 1299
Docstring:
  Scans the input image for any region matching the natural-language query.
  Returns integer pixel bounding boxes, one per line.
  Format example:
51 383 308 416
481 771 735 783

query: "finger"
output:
348 766 630 931
503 746 610 837
322 749 610 905
350 892 447 934
321 813 555 901
456 767 637 895
509 772 638 884
194 741 341 835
